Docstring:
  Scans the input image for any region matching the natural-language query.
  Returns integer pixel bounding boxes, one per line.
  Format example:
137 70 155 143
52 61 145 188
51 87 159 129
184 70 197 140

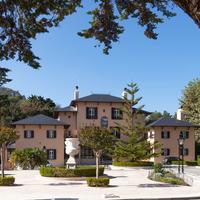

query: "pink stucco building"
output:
12 86 197 166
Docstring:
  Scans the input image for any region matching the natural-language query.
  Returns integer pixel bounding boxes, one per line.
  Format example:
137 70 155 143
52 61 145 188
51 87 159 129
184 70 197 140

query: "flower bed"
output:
148 163 188 186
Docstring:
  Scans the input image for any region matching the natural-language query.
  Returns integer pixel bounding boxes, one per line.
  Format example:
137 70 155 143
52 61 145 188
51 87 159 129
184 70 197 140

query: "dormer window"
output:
86 107 98 119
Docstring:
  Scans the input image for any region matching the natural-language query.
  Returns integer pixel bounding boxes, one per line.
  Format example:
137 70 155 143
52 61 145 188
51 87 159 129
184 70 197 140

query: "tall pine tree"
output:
114 82 159 162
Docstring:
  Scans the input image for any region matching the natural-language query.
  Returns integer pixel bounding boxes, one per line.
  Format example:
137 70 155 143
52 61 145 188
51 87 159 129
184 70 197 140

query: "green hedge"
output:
40 166 104 177
112 161 153 167
185 161 197 166
171 160 186 165
197 155 200 166
86 177 109 187
0 176 15 186
171 160 197 166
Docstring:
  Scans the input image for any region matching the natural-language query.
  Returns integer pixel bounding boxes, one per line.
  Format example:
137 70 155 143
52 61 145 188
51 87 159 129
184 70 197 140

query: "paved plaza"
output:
1 167 200 200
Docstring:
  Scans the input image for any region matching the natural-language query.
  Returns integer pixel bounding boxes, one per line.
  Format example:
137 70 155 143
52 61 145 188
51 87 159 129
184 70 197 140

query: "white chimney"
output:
122 88 128 99
74 86 79 100
177 107 184 120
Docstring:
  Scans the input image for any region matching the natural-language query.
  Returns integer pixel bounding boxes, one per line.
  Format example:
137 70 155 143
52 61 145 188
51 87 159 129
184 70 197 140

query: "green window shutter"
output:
24 130 27 138
47 150 50 159
31 130 34 138
95 108 98 119
47 130 49 138
111 108 114 119
54 149 57 159
86 107 89 119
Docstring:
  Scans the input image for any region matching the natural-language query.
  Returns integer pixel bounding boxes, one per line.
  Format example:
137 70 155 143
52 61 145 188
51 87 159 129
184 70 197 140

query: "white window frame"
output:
25 130 33 138
182 148 189 156
48 130 56 138
163 131 170 139
114 109 120 118
88 108 95 118
48 149 56 160
180 131 189 139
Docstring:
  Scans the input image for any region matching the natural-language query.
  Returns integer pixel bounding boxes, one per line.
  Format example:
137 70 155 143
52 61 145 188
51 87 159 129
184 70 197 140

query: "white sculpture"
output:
65 138 80 169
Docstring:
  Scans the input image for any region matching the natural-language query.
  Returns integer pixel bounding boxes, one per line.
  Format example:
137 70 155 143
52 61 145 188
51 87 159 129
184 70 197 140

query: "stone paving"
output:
1 167 200 200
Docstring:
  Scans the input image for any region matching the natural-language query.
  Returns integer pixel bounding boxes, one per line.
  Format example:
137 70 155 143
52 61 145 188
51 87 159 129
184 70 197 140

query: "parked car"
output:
163 156 180 165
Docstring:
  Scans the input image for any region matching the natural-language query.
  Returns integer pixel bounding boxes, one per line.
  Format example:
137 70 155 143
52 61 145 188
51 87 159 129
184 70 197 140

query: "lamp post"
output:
178 138 185 174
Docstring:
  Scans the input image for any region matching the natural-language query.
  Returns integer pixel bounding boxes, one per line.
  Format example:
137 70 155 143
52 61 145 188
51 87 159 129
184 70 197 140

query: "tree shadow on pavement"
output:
47 182 84 186
32 198 79 200
138 183 180 188
102 174 127 179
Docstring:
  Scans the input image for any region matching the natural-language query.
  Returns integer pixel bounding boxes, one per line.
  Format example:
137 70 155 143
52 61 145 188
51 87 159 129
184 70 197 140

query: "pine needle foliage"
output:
114 82 160 162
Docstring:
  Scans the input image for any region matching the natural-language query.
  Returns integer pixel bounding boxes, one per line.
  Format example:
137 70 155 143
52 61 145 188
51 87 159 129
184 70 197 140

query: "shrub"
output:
149 171 188 186
153 163 164 174
197 155 200 166
40 166 104 177
86 177 109 187
171 160 186 165
185 161 197 166
74 167 104 177
40 167 75 177
0 176 15 186
172 160 197 166
112 161 153 167
11 148 48 169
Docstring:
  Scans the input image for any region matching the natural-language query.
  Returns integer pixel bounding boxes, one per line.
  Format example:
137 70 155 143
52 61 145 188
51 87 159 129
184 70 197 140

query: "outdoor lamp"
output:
178 138 185 174
43 146 47 153
178 138 184 146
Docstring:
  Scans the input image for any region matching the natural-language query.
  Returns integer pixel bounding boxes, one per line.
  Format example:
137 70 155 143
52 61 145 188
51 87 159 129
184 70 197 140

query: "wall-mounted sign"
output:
101 116 108 128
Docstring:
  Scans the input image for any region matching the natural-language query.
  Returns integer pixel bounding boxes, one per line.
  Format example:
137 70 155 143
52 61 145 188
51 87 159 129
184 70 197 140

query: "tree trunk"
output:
95 152 100 179
1 144 5 177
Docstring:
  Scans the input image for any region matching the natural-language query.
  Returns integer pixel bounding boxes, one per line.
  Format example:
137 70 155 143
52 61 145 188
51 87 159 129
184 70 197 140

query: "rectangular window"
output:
24 130 34 138
111 108 123 120
47 130 56 138
180 148 189 156
111 127 121 139
161 148 170 156
47 149 56 160
161 131 170 139
86 107 98 119
180 131 189 139
81 146 94 159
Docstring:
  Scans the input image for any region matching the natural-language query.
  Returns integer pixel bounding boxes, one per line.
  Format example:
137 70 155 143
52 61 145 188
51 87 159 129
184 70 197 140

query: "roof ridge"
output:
147 116 198 128
12 114 67 125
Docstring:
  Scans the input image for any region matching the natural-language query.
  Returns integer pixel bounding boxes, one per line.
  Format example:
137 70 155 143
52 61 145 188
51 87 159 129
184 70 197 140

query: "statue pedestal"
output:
65 138 80 169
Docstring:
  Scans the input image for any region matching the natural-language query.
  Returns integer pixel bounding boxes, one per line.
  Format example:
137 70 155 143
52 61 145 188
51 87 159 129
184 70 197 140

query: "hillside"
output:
0 87 24 98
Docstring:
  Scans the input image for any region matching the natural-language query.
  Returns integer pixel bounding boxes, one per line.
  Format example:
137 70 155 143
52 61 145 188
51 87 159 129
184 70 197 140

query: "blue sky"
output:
2 4 200 114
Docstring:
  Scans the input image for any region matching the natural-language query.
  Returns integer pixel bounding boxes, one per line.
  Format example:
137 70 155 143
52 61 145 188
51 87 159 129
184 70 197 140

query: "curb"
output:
113 197 200 200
